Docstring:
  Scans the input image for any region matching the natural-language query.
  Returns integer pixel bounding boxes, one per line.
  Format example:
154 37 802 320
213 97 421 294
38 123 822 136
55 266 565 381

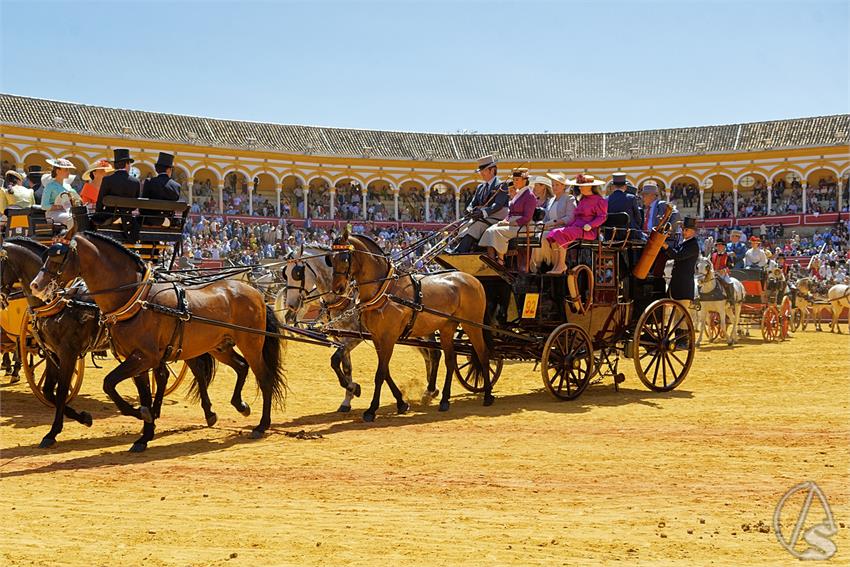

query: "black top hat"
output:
112 148 135 164
155 152 175 168
611 172 628 186
715 239 725 245
27 164 43 178
682 216 698 230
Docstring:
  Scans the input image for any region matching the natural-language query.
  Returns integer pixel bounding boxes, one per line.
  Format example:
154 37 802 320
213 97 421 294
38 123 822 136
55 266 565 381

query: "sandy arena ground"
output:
1 329 848 566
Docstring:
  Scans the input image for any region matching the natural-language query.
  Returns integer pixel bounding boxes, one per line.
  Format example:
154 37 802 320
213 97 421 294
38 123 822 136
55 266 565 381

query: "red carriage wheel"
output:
779 297 792 340
707 311 722 342
761 305 780 342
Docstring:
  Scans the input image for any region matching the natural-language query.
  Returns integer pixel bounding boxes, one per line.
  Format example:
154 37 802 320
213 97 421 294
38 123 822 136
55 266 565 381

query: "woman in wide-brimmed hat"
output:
544 174 608 274
1 170 35 228
41 157 80 228
79 159 114 209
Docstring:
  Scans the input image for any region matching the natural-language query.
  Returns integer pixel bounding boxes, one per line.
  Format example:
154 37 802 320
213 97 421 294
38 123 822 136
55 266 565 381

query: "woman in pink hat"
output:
545 174 608 274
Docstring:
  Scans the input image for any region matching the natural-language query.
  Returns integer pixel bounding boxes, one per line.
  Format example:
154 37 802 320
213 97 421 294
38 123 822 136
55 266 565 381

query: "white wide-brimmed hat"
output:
531 175 552 188
4 170 24 182
476 155 497 171
46 158 76 169
546 172 568 185
82 159 115 181
567 174 605 187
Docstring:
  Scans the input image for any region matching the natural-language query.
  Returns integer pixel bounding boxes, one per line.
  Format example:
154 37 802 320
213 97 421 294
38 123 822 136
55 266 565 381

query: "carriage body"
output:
436 226 694 400
730 267 792 341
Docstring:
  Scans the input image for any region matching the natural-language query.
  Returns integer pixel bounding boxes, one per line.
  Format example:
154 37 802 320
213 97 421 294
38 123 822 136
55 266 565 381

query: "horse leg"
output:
438 325 459 412
212 348 251 417
40 355 93 448
464 325 494 406
420 341 441 403
185 356 217 427
129 373 156 452
330 339 361 413
102 351 154 422
373 340 408 416
832 303 842 333
695 309 705 347
719 306 730 346
236 318 287 439
362 340 394 423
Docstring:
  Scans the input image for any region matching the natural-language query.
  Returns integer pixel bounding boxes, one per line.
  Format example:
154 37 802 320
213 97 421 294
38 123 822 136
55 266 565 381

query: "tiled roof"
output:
1 93 847 161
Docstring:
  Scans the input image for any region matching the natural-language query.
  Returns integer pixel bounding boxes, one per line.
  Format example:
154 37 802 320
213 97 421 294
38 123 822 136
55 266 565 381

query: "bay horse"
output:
275 245 441 412
30 231 287 451
329 229 492 422
1 237 220 448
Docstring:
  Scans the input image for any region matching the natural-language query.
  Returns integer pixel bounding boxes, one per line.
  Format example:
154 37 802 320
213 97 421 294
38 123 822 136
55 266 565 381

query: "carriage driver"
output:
710 238 735 298
449 155 509 253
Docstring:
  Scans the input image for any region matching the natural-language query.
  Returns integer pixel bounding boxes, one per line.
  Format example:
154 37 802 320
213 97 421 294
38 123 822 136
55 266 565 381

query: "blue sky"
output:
1 0 847 133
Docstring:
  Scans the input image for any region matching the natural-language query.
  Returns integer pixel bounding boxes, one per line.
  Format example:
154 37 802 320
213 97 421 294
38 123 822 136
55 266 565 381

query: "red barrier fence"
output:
698 212 845 229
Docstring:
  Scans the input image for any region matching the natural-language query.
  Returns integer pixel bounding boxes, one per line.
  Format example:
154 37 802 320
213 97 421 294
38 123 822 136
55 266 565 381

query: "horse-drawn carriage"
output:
1 197 191 407
729 267 793 342
433 215 695 400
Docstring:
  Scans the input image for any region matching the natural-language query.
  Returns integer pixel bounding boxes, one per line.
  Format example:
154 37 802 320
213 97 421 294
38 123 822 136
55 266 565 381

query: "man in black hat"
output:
26 165 45 204
140 152 182 226
664 216 700 307
93 148 141 224
450 155 510 253
606 172 643 233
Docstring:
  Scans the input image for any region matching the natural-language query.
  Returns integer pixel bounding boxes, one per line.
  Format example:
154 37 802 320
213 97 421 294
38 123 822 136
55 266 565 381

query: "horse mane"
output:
82 230 147 271
351 234 387 259
5 236 48 257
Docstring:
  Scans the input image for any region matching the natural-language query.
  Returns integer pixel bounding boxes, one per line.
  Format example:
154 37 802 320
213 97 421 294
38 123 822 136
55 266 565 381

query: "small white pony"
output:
826 284 850 333
695 257 745 346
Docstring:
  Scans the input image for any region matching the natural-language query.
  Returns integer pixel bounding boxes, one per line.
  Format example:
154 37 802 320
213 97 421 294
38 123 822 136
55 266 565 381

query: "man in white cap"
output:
450 155 509 253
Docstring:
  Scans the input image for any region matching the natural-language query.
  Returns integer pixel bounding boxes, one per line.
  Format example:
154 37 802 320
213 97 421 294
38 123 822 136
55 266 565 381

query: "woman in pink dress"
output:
546 174 608 274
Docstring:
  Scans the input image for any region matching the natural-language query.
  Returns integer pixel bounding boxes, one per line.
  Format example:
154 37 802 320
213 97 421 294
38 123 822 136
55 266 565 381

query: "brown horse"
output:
329 230 492 422
30 231 287 451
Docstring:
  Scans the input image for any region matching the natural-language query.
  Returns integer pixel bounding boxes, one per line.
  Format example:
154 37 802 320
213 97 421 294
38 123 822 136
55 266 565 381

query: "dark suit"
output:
606 189 643 231
668 237 700 300
141 174 181 226
457 177 510 244
95 170 140 212
643 198 677 231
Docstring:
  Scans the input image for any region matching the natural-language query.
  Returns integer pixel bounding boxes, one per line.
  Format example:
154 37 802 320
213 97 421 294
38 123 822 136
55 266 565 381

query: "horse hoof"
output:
248 429 265 440
397 401 410 415
139 406 153 423
238 403 251 417
206 413 218 427
483 395 495 407
129 442 147 453
352 383 362 398
438 400 450 412
9 375 20 384
81 412 93 427
337 404 352 413
39 437 56 449
362 411 375 423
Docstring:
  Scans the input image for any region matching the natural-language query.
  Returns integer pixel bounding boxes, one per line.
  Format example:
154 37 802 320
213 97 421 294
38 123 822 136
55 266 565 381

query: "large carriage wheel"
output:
761 305 781 342
779 297 792 340
632 299 695 392
790 307 803 332
150 361 190 397
454 355 503 393
19 311 86 407
541 323 593 400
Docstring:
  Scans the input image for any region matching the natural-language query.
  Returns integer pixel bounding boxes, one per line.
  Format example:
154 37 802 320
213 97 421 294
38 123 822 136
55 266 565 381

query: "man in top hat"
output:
26 165 45 204
93 148 141 224
450 155 509 253
606 172 643 234
140 152 182 226
663 216 700 308
640 182 677 233
727 230 747 269
744 235 768 269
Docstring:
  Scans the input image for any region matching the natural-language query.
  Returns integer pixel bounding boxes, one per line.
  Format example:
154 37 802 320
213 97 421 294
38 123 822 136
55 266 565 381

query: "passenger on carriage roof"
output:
479 173 539 263
544 174 608 275
640 182 678 232
448 155 510 253
93 148 140 224
1 170 35 213
41 158 79 229
79 159 114 209
531 172 576 272
140 152 182 226
606 172 644 234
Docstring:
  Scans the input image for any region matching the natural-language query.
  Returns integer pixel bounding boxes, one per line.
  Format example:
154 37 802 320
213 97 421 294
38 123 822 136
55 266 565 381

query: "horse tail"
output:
260 304 288 406
186 353 218 403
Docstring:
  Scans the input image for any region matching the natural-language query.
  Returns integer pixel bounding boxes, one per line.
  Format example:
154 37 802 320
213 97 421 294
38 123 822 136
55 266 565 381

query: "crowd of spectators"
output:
701 176 848 219
699 220 850 261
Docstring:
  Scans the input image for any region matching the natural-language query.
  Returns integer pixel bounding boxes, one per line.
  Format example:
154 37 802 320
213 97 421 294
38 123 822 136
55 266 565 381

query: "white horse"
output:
826 284 850 333
695 257 744 346
274 246 441 412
